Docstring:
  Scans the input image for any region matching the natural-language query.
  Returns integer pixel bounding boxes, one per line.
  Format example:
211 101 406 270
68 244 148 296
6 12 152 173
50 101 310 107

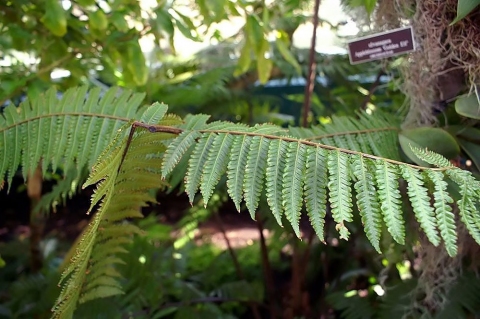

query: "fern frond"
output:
0 86 162 188
352 155 382 252
375 162 404 244
160 117 479 254
412 147 480 245
446 169 480 245
52 116 172 318
426 170 457 256
282 142 307 237
327 150 353 240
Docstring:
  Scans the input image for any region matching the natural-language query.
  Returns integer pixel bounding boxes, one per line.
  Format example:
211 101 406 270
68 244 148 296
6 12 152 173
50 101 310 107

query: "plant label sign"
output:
347 26 415 64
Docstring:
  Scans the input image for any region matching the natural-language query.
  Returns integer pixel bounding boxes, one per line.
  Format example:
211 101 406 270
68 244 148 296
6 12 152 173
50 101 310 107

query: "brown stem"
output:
214 213 262 319
214 213 244 278
360 69 385 110
287 240 302 319
257 215 277 319
302 0 322 127
27 165 44 273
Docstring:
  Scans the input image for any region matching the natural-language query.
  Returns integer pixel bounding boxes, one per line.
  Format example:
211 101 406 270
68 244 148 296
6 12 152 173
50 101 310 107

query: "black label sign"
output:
347 26 415 64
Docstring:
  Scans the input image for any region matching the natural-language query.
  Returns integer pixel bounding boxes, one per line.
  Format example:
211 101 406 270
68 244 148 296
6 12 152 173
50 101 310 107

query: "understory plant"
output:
1 86 480 318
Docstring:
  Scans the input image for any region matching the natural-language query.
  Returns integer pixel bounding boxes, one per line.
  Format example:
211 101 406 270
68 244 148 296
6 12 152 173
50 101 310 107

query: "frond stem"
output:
304 126 399 141
134 122 450 171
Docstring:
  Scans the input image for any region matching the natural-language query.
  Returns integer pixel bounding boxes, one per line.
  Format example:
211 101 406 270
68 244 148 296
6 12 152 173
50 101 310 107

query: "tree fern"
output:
4 87 480 318
53 113 175 318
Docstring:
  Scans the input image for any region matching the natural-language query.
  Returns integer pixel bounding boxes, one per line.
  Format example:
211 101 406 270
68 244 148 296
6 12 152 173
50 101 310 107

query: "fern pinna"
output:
2 86 480 318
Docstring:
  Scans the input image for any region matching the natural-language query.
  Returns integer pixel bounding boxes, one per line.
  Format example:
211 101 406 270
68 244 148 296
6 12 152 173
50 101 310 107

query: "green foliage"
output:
53 108 173 318
160 113 480 258
2 87 480 318
455 93 480 119
327 273 480 319
288 112 401 159
0 86 154 186
451 0 480 24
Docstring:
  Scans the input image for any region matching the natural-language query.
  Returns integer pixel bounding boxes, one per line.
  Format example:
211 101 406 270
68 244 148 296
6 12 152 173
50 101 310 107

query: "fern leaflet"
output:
327 150 353 239
401 165 440 246
426 170 457 256
304 146 328 242
375 162 404 244
352 155 382 252
265 139 288 226
282 142 307 237
244 136 270 218
200 133 234 205
185 133 216 203
227 135 252 211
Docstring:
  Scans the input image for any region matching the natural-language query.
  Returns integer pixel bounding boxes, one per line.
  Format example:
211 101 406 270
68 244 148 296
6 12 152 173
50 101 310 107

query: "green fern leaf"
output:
0 85 159 188
53 123 172 319
79 286 124 304
304 146 328 242
327 150 353 239
426 170 457 256
244 136 270 218
182 114 211 129
265 139 288 226
457 180 480 244
411 146 453 168
139 102 168 123
161 130 201 177
227 135 253 211
375 162 404 244
185 133 216 203
200 133 234 205
352 155 382 252
282 142 306 237
401 165 440 246
250 123 287 135
446 169 480 244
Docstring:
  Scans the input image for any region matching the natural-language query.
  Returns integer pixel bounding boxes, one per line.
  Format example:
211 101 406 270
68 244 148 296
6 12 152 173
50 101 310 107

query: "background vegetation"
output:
1 0 480 318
